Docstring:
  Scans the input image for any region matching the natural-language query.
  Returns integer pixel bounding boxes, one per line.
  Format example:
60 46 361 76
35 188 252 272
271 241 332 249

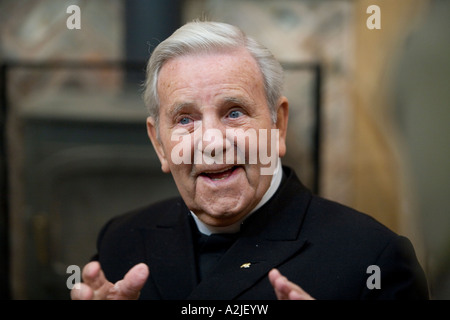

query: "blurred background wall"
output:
0 0 449 299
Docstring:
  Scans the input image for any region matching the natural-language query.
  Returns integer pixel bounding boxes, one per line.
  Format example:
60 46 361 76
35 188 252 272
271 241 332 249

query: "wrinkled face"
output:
147 48 288 227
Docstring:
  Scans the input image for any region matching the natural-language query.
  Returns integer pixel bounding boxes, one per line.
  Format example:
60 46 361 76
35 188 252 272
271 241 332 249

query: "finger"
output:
80 261 116 299
268 269 289 300
82 261 109 290
108 263 149 300
274 276 290 300
281 274 314 300
268 268 281 285
289 290 308 300
70 282 93 300
285 281 314 300
268 268 314 300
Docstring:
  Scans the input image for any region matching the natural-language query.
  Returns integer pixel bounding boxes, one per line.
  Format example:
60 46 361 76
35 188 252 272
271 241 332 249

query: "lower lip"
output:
199 166 243 184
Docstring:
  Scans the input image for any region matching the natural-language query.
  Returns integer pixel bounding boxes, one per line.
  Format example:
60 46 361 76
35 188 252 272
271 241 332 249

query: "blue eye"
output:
179 117 192 125
229 110 243 119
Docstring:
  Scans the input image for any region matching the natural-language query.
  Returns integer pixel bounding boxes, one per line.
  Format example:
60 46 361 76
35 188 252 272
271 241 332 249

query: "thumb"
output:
108 263 149 300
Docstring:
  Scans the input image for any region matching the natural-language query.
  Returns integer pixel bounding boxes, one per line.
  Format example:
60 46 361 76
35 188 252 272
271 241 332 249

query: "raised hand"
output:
268 268 315 300
70 261 149 300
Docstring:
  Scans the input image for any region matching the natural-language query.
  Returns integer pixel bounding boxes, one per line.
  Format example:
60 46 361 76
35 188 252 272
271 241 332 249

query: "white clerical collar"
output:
190 159 283 235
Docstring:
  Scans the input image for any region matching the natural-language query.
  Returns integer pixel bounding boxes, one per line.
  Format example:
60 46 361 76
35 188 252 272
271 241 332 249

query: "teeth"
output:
210 171 233 181
202 167 233 174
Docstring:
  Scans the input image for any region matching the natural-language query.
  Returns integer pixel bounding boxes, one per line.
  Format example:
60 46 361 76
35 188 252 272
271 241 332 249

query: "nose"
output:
193 114 230 164
201 113 225 135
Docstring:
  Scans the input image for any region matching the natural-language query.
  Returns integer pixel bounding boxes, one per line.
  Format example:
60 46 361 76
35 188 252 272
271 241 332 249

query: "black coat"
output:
94 166 429 300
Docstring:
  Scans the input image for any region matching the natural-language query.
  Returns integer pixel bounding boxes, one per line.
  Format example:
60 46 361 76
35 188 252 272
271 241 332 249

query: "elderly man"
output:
71 21 428 300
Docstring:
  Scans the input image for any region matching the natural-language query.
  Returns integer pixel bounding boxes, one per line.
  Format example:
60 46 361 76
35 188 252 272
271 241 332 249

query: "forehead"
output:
157 48 265 105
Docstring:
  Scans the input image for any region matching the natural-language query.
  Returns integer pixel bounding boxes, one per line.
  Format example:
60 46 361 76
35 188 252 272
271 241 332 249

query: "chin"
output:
196 200 252 226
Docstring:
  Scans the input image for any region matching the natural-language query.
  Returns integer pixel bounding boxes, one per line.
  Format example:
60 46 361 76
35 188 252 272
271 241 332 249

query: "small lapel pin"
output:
240 262 251 269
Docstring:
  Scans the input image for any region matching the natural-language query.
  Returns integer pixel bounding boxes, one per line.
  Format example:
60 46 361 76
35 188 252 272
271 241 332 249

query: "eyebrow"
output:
222 96 255 108
223 96 246 106
167 101 195 119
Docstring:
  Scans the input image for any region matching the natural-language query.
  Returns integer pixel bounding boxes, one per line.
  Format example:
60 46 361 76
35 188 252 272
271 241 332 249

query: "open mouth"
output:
200 166 239 181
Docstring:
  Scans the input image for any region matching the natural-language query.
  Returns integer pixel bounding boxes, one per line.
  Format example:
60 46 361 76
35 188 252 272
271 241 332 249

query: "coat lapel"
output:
140 200 199 299
187 168 312 300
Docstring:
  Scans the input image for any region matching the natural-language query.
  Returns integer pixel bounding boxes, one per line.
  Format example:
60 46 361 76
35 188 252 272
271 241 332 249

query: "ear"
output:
146 117 170 173
275 97 289 158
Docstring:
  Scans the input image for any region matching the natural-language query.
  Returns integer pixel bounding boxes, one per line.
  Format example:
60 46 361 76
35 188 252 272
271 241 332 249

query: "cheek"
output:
167 134 196 168
162 137 195 184
254 122 279 160
167 163 196 201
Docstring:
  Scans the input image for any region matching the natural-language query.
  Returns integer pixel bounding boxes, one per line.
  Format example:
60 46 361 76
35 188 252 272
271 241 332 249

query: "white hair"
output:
142 20 284 128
